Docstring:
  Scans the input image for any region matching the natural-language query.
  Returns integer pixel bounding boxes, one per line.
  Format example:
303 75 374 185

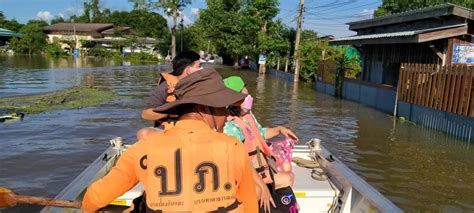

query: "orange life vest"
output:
141 128 244 212
227 113 274 184
157 73 180 130
159 73 179 103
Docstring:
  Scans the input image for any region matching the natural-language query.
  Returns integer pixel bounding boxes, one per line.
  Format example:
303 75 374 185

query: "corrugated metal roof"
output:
347 3 473 30
331 23 467 42
0 28 21 37
332 31 415 42
348 3 456 25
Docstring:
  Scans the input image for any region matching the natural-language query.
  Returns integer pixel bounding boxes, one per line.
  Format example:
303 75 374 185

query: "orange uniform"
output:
82 120 258 212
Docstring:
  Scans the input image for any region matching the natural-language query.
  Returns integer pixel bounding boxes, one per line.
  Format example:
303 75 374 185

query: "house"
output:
321 3 474 142
0 27 21 46
43 23 116 49
43 23 159 54
330 3 474 88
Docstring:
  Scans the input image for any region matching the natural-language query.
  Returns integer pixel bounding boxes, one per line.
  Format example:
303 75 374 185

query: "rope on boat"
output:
304 139 340 212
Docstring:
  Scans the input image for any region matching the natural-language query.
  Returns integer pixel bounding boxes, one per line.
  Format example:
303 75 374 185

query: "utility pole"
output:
171 8 177 58
293 0 304 82
180 15 184 52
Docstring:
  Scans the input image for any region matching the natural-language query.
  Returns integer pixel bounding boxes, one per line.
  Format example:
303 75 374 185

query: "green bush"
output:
124 52 158 62
87 46 113 58
44 43 69 57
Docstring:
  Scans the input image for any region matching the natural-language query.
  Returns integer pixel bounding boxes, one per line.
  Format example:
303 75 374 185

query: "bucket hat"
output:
154 68 247 114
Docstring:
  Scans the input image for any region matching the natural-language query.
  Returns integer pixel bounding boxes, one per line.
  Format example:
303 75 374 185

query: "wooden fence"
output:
397 63 474 117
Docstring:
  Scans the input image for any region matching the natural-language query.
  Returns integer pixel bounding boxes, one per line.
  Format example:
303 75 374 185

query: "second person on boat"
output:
223 76 300 213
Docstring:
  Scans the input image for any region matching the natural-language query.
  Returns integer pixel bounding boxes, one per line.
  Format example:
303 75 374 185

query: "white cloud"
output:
64 7 83 17
182 13 192 25
359 9 375 19
191 8 200 17
36 11 54 22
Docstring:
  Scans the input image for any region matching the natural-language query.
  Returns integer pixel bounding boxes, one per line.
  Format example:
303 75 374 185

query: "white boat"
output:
41 138 401 213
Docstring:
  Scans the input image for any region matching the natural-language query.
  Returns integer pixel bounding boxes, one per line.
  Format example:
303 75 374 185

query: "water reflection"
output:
0 62 473 212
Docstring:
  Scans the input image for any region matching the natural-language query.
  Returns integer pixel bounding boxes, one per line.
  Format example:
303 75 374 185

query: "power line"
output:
305 0 337 9
305 11 373 19
305 0 359 9
311 1 380 16
305 26 350 32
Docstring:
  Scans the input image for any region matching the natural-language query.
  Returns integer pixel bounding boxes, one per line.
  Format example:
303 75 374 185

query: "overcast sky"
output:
0 0 382 38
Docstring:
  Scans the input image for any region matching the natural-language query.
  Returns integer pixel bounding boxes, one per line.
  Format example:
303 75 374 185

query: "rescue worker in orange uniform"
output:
82 68 258 212
137 51 202 140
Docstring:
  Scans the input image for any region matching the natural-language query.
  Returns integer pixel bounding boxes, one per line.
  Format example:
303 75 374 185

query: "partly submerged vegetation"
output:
0 87 117 114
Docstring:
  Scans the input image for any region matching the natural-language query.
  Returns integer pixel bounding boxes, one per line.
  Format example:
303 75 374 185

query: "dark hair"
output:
171 51 200 76
227 105 241 117
172 104 197 116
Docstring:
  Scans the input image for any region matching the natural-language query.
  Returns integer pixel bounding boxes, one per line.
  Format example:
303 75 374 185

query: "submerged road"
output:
0 60 473 211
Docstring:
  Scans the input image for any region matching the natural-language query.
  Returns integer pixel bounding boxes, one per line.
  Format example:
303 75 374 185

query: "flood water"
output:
0 56 473 212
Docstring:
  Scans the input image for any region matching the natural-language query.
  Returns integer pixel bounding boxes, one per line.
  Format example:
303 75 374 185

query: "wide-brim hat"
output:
154 68 246 114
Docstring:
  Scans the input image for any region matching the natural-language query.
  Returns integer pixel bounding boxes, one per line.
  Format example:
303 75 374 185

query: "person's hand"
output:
258 183 276 213
279 126 299 141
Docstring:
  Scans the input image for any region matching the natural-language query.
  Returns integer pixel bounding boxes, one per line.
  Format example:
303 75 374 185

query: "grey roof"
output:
348 3 474 30
331 23 467 45
92 37 159 44
101 26 132 35
43 23 114 33
0 28 21 37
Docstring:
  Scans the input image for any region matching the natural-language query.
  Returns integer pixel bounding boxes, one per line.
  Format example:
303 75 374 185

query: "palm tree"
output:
129 0 191 58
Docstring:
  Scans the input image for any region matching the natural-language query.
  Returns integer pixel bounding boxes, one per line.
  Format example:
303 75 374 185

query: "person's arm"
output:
141 108 168 121
236 147 259 212
252 168 276 212
142 83 168 121
82 144 140 212
264 126 298 141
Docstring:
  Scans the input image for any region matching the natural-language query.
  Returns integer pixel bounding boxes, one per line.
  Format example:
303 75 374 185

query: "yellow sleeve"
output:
82 144 140 212
235 143 259 212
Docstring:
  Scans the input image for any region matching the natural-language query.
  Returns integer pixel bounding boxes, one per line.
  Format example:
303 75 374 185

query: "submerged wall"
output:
249 62 294 81
315 79 396 114
397 102 474 142
250 63 474 142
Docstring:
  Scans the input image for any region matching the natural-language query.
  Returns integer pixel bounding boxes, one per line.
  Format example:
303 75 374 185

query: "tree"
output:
8 20 48 55
298 30 322 81
195 0 254 65
51 16 66 25
99 10 169 39
90 0 101 21
333 46 361 97
71 0 103 23
374 0 473 17
130 0 192 58
129 0 147 10
259 20 290 64
244 0 280 72
0 13 23 32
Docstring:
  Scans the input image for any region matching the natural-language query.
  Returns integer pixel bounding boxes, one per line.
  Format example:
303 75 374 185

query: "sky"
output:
0 0 382 38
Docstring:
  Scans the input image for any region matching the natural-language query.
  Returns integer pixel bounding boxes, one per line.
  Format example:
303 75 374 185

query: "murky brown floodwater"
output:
0 56 473 212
